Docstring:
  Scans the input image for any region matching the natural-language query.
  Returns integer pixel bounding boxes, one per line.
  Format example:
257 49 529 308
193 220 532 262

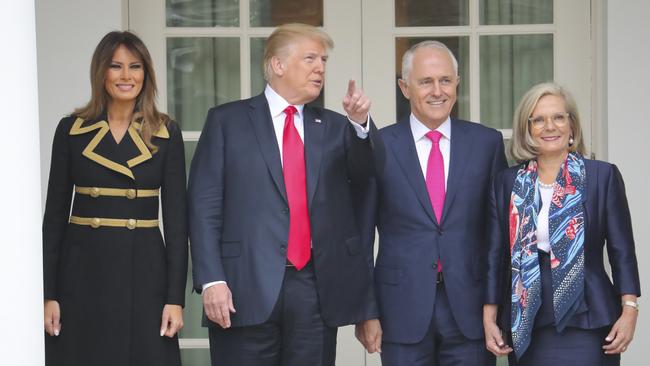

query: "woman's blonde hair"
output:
263 23 333 81
74 31 168 151
510 82 586 163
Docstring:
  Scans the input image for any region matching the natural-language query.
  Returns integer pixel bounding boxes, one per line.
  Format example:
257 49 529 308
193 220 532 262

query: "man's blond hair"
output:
263 23 334 81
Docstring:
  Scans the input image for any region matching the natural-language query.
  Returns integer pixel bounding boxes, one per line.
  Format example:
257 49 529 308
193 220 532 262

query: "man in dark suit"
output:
355 40 507 365
188 23 378 366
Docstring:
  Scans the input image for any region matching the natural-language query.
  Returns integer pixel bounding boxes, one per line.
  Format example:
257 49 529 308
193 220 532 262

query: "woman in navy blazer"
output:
483 82 640 365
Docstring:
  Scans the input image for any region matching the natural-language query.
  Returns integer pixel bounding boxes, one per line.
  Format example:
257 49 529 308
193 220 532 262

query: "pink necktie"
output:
425 131 445 272
282 106 311 270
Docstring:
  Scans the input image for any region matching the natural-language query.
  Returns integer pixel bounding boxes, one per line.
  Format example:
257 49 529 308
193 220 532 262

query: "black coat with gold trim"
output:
42 115 188 366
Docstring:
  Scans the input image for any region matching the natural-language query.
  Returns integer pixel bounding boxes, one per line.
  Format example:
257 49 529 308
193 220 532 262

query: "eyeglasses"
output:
528 112 571 129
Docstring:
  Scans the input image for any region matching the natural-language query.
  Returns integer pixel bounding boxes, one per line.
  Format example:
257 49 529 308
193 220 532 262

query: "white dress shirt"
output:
202 84 370 291
536 183 553 253
410 114 451 188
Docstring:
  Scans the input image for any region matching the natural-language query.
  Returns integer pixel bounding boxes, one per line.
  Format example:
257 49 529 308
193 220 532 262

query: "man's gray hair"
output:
401 40 459 82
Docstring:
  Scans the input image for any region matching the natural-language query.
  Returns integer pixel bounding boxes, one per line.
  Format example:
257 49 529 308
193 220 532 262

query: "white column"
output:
607 1 650 365
0 0 44 365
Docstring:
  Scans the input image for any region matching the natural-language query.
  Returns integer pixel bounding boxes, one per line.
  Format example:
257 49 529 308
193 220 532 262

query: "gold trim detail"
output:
126 125 153 168
69 216 159 229
75 186 159 199
68 117 167 180
131 121 170 139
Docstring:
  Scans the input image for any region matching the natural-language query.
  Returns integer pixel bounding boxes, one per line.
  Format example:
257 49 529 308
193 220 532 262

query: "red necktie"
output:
282 106 311 270
425 131 445 272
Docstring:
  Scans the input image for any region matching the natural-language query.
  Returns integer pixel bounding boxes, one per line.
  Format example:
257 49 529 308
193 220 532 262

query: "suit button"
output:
90 187 101 198
438 229 443 235
432 262 438 269
280 242 287 253
126 189 137 199
90 217 101 228
282 208 289 214
126 219 137 230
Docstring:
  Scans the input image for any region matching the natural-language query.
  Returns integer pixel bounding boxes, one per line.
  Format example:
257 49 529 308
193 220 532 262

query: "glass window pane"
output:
480 0 553 25
250 37 267 96
503 139 518 167
184 141 197 178
180 349 211 366
166 0 240 27
167 37 240 131
179 253 209 339
250 0 323 27
395 0 468 27
479 34 553 129
395 37 470 122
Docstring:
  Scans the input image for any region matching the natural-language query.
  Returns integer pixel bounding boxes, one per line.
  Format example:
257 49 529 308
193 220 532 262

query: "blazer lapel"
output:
441 119 473 223
248 94 288 204
69 117 169 180
388 119 438 225
303 106 325 211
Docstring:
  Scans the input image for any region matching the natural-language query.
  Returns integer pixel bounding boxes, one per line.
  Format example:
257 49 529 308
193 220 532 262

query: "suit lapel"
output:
388 119 438 225
303 106 325 211
441 119 473 223
248 94 288 204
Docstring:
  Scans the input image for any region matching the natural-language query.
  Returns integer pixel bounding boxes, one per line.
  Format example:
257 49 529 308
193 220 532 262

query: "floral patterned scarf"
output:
509 152 586 359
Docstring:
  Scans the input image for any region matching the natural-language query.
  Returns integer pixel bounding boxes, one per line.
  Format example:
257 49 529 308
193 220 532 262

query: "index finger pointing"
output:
347 79 356 96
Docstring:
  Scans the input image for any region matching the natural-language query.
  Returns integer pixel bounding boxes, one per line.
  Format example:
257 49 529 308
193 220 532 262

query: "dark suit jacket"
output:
188 93 379 328
361 117 507 344
486 159 641 331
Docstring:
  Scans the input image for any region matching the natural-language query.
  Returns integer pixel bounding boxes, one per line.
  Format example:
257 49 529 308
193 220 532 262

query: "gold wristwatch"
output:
622 300 639 311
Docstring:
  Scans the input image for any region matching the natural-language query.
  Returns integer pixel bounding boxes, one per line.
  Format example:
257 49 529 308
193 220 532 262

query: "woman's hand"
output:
483 304 512 357
603 297 638 354
44 300 61 336
160 304 184 338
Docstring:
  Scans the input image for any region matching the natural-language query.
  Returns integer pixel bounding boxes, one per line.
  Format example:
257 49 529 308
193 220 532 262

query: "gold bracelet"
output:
622 300 639 311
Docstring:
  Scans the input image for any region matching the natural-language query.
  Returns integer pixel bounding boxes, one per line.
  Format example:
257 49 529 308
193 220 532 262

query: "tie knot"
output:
284 105 297 116
426 130 443 144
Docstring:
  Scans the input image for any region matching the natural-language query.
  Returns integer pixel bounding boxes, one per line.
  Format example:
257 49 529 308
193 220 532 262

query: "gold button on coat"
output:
91 218 101 228
90 187 101 198
127 219 137 230
126 189 136 199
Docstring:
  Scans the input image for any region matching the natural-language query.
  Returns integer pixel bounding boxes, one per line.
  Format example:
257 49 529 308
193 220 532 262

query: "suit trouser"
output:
381 279 495 366
508 251 620 366
208 262 337 366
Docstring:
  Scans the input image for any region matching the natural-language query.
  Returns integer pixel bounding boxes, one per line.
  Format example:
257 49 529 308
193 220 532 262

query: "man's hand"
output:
342 80 371 125
203 283 236 328
160 304 184 338
355 318 382 353
44 300 61 336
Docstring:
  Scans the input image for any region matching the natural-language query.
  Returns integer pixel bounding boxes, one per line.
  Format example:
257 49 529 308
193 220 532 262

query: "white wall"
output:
607 0 650 363
36 0 124 204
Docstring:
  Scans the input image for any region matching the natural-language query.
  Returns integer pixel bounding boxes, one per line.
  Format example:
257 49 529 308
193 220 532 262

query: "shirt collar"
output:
409 114 452 142
264 84 305 120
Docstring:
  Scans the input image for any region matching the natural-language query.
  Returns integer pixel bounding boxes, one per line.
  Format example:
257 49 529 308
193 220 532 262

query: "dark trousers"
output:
381 281 495 366
508 251 620 366
208 262 337 366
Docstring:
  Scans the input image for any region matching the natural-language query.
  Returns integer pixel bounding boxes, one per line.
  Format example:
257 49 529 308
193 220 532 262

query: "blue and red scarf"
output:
509 152 586 359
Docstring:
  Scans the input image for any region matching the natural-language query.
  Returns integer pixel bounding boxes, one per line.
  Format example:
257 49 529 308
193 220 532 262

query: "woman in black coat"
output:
483 82 640 365
42 31 188 366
